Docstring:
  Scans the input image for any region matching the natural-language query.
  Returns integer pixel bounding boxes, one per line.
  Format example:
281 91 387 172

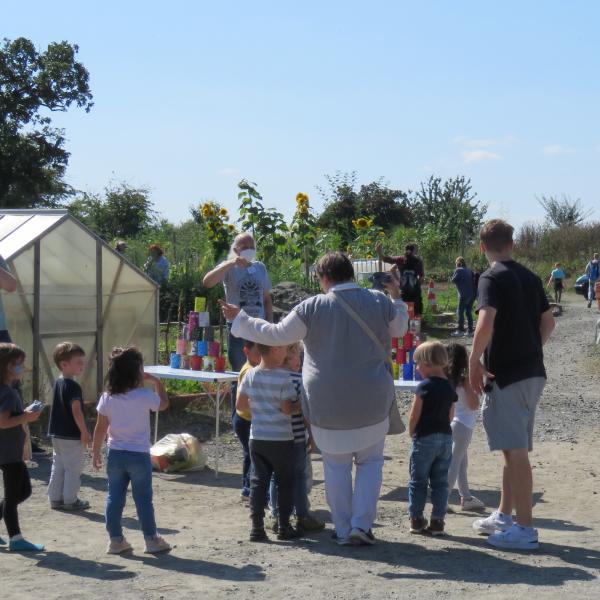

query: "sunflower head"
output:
355 217 368 229
219 207 229 218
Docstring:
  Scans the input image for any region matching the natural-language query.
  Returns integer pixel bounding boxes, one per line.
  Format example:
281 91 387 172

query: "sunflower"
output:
296 192 309 205
219 207 229 217
354 217 369 229
228 224 236 232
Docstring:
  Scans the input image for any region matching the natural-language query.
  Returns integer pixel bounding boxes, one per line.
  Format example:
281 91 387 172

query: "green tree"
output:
410 175 487 253
537 194 592 228
68 183 156 239
0 37 93 207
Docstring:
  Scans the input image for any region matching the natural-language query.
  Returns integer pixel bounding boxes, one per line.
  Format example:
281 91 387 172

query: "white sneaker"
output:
348 528 376 546
472 510 513 535
107 537 133 554
487 523 539 550
144 534 172 554
461 496 485 511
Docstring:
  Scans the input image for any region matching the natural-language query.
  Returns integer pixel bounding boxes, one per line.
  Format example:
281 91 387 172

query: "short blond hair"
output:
413 341 448 368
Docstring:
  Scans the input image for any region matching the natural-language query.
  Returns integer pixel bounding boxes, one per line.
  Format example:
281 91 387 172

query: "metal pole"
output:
96 240 103 396
215 384 220 478
32 241 40 401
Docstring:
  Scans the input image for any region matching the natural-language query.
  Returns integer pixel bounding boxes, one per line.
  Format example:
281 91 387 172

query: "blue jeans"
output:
409 433 452 520
457 295 474 332
232 413 251 491
270 442 310 518
106 449 157 539
228 325 247 416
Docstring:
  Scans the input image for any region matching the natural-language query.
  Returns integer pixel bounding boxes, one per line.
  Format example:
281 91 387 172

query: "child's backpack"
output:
400 269 418 296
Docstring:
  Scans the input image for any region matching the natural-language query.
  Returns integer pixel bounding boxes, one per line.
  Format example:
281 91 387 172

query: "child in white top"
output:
92 346 171 555
445 342 485 512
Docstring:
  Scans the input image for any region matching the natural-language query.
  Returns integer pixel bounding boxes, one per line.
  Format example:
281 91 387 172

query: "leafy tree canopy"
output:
68 183 156 240
0 37 93 207
536 194 592 228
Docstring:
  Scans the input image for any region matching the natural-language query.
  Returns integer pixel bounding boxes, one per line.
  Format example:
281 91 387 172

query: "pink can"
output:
208 341 220 357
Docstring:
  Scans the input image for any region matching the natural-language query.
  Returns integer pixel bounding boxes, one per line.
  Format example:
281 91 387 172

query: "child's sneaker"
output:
249 527 269 542
276 524 301 540
410 516 428 534
107 537 133 554
461 496 485 511
473 510 513 535
426 518 446 536
62 498 90 511
8 538 44 552
144 534 172 554
296 514 325 532
487 523 539 550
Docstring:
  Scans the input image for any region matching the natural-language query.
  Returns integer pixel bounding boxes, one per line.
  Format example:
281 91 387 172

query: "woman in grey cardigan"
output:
220 252 408 546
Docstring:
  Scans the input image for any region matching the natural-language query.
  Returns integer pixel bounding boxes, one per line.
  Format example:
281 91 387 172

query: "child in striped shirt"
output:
237 343 299 542
269 343 324 533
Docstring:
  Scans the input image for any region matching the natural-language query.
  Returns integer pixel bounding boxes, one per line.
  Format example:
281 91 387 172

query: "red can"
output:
215 356 226 372
190 355 203 371
403 333 413 350
396 349 406 364
391 337 399 349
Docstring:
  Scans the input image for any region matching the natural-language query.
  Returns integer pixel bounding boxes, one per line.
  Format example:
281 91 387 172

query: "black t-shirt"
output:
48 377 84 439
476 260 549 388
0 384 25 465
414 376 457 438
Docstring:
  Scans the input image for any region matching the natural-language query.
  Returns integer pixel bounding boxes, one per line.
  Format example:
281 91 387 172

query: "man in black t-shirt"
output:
469 219 555 551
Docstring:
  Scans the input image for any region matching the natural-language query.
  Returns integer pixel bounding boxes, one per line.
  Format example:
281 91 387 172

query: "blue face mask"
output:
14 364 24 375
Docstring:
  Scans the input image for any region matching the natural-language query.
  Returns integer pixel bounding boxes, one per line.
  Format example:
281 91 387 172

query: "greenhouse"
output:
0 209 158 403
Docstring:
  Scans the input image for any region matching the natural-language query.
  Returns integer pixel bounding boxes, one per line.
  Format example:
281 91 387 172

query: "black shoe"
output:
249 527 268 542
277 524 301 540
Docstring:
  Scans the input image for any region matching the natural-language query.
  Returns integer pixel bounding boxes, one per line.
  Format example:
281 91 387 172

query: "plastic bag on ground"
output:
150 433 207 473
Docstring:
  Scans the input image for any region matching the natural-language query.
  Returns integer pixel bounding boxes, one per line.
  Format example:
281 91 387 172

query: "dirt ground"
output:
1 292 599 599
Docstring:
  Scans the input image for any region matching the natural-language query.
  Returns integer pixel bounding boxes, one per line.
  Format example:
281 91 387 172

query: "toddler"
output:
408 341 457 536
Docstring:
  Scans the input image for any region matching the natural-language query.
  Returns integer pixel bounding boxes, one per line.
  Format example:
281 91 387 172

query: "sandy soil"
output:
1 292 599 599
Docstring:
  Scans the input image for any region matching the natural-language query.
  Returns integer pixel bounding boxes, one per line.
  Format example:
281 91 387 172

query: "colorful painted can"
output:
203 356 215 372
190 355 203 370
215 356 226 372
208 341 220 357
403 333 413 350
198 312 210 327
392 362 399 379
194 297 206 312
402 362 414 380
391 337 399 349
176 338 187 355
396 349 406 364
169 353 181 369
406 302 415 319
181 355 191 369
188 311 199 330
409 318 421 334
197 341 208 356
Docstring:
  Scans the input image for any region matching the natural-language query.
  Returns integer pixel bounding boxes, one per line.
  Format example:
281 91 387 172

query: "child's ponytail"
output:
445 342 469 388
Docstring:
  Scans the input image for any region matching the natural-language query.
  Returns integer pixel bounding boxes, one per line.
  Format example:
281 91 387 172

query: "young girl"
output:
92 347 171 555
408 341 457 536
446 342 484 511
0 343 44 551
269 343 324 533
547 262 566 304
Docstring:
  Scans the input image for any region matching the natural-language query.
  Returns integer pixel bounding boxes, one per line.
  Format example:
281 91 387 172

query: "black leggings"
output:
0 461 32 537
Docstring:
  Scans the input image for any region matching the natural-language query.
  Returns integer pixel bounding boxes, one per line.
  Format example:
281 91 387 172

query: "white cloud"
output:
217 167 239 176
454 135 518 148
542 145 575 156
462 149 502 164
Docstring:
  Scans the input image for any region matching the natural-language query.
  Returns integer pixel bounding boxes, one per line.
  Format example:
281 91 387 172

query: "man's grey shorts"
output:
482 377 546 451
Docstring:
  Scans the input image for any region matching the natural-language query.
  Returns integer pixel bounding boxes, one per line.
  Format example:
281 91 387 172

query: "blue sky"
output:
4 1 600 228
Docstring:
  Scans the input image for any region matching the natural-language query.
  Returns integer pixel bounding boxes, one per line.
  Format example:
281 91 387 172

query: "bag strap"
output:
330 290 389 363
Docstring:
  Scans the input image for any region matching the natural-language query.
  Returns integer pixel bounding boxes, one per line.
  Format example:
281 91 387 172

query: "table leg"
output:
154 410 159 444
215 384 221 479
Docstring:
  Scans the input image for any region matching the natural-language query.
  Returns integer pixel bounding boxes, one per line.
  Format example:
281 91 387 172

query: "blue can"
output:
170 352 181 369
402 362 414 381
197 341 208 356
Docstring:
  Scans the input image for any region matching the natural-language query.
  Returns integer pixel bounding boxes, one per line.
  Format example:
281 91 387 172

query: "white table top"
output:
144 365 239 383
394 379 420 392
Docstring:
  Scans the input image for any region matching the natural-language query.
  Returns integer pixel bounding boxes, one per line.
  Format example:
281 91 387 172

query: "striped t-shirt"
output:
239 366 295 441
288 370 307 444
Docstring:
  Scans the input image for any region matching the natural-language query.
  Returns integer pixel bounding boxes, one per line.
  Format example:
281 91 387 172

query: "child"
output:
233 339 261 500
445 343 484 511
0 343 44 551
547 263 566 304
47 342 91 511
408 341 457 536
237 343 299 542
269 343 324 533
92 347 171 555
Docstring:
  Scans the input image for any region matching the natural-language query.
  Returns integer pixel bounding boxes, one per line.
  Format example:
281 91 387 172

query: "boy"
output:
470 219 554 550
408 341 457 536
237 343 299 542
47 342 92 510
233 339 262 500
